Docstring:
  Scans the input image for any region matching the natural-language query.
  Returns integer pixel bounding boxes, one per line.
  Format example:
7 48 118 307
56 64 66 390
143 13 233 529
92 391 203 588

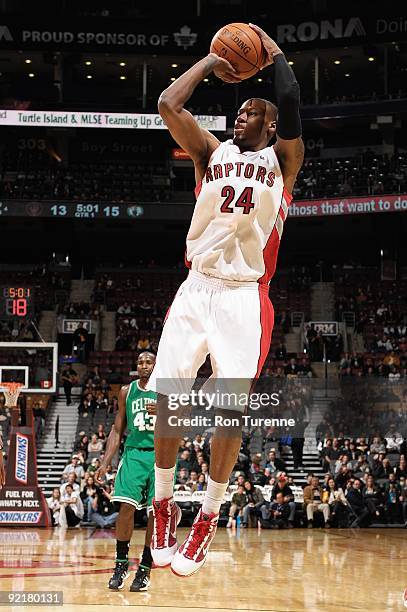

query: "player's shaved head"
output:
138 351 156 362
250 98 278 120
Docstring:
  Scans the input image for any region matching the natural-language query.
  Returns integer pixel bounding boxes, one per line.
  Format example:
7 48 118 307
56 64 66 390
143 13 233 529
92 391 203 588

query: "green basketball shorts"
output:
111 447 155 511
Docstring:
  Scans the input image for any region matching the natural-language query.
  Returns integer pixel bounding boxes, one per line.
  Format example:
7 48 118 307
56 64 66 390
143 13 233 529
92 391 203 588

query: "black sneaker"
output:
129 566 151 592
108 561 130 590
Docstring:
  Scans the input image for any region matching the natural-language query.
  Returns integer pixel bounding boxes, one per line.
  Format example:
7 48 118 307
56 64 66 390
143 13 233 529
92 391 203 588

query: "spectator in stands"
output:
192 473 207 492
61 364 78 406
88 453 102 475
291 408 309 471
370 436 386 455
242 481 264 528
362 475 383 520
346 479 370 527
60 472 80 495
61 456 85 483
59 484 84 528
303 476 330 528
285 358 299 377
88 433 104 459
385 424 404 452
267 492 291 529
33 402 46 442
353 454 370 477
322 439 340 471
323 477 348 527
384 479 403 524
201 462 209 483
227 485 247 528
107 395 119 414
80 475 97 519
264 450 286 474
178 449 194 473
73 322 88 363
75 434 90 461
176 467 189 485
47 488 62 526
401 478 407 524
395 456 407 480
96 424 107 444
371 452 387 479
87 483 119 529
297 357 312 377
271 474 296 527
275 342 287 360
186 470 199 490
137 333 151 351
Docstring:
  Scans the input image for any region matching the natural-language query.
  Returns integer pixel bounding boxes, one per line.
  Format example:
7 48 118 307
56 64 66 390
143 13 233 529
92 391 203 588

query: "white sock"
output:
155 465 175 501
202 476 228 515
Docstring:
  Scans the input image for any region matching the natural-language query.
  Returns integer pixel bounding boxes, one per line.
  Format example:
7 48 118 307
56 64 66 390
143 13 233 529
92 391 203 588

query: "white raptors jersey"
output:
185 140 292 284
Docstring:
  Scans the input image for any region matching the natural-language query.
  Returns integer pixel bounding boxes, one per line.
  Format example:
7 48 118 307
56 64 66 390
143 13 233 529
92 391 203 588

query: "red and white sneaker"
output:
151 497 182 567
171 509 219 577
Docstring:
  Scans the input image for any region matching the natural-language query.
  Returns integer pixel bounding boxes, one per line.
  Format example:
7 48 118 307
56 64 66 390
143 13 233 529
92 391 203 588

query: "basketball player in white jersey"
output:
149 24 304 577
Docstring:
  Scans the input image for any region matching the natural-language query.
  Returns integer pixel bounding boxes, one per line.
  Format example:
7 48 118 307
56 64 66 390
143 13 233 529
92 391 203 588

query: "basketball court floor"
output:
0 527 405 611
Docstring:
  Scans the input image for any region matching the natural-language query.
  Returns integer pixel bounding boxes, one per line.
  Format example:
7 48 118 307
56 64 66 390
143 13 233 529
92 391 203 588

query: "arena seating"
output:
1 149 407 203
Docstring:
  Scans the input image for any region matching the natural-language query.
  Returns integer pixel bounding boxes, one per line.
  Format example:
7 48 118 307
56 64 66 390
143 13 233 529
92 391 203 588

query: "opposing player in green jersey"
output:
95 352 156 592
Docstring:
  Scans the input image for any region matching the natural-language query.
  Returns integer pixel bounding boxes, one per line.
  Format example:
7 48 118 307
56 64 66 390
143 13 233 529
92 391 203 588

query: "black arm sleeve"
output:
273 53 302 140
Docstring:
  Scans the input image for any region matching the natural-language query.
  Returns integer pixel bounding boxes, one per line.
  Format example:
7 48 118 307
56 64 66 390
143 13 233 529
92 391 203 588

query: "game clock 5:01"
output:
1 287 34 318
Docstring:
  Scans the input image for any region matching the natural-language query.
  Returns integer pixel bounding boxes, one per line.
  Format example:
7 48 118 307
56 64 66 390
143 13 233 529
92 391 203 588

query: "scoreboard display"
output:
0 287 34 318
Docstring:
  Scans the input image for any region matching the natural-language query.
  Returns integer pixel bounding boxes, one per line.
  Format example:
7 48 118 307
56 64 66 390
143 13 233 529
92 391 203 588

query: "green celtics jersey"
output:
124 380 157 449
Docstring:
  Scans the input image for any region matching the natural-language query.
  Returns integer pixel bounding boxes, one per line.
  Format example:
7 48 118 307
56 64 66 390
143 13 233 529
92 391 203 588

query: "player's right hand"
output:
94 465 107 484
208 53 242 83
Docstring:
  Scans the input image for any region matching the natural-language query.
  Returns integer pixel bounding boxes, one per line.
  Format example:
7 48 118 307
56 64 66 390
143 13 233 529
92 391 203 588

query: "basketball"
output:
210 22 266 80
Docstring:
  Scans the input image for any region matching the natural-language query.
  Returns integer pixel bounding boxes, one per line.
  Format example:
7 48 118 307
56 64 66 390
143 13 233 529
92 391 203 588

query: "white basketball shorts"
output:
147 270 274 401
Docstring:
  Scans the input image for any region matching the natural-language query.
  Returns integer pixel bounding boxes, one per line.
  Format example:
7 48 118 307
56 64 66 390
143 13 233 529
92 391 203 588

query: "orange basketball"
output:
210 22 266 80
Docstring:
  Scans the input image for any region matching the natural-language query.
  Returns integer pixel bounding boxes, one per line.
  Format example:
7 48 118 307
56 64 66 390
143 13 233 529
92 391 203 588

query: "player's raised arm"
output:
158 54 239 180
95 385 128 482
249 24 304 194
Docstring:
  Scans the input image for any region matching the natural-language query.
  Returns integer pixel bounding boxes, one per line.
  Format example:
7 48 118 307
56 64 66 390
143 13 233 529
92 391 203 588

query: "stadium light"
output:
120 75 127 80
368 56 375 61
334 60 341 65
28 73 35 78
85 60 92 66
119 62 126 66
288 60 294 66
171 63 178 68
25 59 32 64
86 74 93 79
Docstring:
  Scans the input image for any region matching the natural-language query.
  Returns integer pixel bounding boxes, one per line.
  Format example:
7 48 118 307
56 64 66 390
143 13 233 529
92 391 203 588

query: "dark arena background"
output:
0 1 406 611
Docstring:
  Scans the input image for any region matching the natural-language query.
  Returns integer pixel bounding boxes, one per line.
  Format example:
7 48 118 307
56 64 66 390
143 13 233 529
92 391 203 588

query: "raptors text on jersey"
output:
185 140 292 283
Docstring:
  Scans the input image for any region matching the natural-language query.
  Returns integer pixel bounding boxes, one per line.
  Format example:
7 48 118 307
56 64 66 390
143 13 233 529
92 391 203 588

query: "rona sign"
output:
277 17 366 43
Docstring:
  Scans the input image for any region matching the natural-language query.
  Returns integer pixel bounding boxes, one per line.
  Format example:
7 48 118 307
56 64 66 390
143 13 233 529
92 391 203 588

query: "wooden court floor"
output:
0 526 406 611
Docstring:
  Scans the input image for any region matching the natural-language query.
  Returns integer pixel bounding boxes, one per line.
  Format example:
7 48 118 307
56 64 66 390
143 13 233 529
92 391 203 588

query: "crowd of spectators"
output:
58 302 102 320
47 424 118 528
304 324 344 362
3 147 406 204
313 435 407 527
0 152 171 202
292 151 407 201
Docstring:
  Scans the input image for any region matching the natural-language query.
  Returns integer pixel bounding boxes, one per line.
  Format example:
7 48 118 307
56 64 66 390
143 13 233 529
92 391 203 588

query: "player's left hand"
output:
248 24 283 68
